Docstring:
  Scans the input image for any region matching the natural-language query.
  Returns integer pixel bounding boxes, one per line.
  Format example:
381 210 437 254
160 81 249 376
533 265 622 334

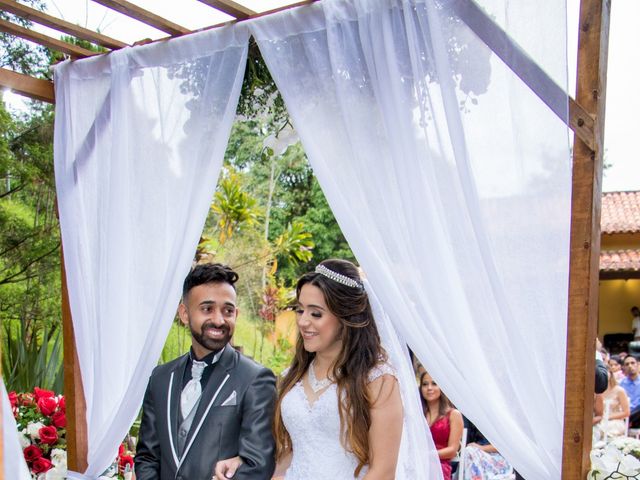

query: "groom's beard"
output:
190 319 232 352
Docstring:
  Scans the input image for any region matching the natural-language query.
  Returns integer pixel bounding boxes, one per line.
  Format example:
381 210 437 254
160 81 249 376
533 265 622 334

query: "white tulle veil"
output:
364 279 444 480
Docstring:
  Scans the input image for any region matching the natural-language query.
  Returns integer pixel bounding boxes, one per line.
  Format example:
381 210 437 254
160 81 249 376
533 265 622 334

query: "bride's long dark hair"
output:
273 259 386 477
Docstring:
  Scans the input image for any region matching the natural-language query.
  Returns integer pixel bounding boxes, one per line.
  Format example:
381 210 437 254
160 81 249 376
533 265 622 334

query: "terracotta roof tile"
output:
602 191 640 234
600 249 640 272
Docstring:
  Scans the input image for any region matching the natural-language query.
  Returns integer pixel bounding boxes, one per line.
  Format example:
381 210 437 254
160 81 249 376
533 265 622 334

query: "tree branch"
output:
0 242 60 285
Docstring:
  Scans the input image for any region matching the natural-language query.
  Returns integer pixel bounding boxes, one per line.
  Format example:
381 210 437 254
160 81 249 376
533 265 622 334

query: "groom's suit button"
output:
179 428 187 437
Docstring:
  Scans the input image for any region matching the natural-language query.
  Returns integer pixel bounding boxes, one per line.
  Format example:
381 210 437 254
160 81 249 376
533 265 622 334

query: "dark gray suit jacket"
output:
134 344 276 480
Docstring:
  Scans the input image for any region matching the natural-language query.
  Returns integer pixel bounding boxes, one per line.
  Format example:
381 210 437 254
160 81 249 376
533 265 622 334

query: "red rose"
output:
119 454 134 472
31 457 53 474
51 410 66 428
118 443 125 456
38 425 58 445
23 444 43 463
58 396 66 412
8 391 17 408
37 396 58 417
34 387 55 402
19 393 35 407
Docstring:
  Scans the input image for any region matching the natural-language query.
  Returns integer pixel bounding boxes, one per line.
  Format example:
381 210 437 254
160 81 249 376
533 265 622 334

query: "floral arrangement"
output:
11 387 68 478
11 387 135 479
589 436 640 480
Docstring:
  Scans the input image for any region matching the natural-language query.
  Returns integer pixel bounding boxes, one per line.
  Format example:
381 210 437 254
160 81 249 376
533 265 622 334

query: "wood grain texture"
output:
62 251 88 473
0 68 54 103
562 0 610 478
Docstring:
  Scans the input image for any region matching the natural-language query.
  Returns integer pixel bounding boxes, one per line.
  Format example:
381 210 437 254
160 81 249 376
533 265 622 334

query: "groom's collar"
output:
189 345 225 366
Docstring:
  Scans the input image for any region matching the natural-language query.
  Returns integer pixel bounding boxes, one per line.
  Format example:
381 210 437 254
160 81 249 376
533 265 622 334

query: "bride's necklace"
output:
308 360 333 393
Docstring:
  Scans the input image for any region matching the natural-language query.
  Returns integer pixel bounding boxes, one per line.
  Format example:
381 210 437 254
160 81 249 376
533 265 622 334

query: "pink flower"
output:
19 392 35 407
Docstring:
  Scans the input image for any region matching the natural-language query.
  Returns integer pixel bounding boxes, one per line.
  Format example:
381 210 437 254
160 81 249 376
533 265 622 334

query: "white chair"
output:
453 428 468 480
627 416 640 439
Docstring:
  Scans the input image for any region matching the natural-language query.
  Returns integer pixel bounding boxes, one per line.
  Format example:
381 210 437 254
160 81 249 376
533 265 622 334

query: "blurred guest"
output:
420 372 463 480
460 418 513 480
620 355 640 427
594 369 630 441
609 355 625 382
632 306 640 341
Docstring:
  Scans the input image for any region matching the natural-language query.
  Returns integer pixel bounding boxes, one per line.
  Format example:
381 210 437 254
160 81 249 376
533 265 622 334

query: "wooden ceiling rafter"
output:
0 0 598 155
0 0 128 50
91 0 190 36
0 67 54 102
197 0 256 20
0 16 97 57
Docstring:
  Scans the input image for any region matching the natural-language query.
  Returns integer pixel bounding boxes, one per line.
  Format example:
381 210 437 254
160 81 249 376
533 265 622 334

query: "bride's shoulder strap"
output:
367 360 397 384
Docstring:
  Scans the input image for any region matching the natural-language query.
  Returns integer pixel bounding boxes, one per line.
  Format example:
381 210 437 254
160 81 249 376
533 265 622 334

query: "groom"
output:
135 263 277 479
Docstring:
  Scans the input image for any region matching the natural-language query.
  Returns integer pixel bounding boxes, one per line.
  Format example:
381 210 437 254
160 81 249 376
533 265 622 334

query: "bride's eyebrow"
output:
297 302 326 311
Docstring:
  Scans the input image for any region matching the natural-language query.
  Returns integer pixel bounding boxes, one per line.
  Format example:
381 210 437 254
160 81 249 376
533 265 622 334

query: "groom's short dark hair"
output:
182 263 239 299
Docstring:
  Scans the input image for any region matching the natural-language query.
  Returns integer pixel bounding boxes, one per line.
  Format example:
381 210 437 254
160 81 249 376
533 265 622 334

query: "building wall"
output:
601 232 640 250
598 278 640 338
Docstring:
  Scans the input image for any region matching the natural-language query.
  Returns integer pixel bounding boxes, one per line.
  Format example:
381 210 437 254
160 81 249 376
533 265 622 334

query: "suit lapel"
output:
167 354 188 469
178 344 237 468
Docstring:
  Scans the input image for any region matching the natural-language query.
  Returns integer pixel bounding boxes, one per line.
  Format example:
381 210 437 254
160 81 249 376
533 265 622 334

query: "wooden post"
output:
562 0 610 478
62 250 88 473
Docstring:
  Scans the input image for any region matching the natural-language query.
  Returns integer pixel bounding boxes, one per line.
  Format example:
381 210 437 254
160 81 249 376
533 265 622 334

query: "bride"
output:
215 259 441 479
273 258 402 479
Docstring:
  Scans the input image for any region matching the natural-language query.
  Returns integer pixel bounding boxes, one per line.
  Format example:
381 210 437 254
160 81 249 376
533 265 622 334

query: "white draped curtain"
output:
2 381 31 480
251 0 571 478
43 0 572 478
53 25 249 477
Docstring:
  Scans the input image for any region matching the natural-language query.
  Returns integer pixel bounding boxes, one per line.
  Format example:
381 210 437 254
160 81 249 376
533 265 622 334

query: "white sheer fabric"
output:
251 1 571 478
364 280 442 479
53 25 249 477
2 381 31 480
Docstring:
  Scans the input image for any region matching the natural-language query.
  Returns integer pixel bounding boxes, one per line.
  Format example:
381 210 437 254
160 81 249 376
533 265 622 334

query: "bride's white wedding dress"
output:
281 363 395 480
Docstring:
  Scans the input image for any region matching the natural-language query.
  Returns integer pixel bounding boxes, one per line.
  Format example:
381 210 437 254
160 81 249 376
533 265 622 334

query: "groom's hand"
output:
214 456 243 479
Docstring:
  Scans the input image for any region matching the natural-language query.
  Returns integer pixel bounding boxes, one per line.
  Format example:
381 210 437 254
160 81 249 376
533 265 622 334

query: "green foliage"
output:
159 320 191 364
211 168 263 244
2 319 63 393
266 337 294 375
272 221 314 267
0 0 49 77
0 98 61 393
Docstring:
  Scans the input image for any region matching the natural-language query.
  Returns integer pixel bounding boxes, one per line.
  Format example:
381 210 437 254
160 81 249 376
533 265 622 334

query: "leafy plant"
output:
2 319 63 393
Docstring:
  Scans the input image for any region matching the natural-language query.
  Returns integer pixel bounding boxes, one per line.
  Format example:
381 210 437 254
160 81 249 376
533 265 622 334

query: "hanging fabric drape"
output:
250 0 571 478
2 382 31 480
53 25 249 477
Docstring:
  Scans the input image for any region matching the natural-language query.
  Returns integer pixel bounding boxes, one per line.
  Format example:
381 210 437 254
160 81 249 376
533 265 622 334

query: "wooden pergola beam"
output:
0 0 127 50
0 67 54 103
0 17 97 58
61 250 88 474
197 0 256 20
562 0 610 478
91 0 189 36
452 0 596 152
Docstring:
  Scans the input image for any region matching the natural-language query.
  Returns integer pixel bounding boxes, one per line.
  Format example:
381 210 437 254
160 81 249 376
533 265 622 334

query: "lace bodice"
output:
281 362 395 479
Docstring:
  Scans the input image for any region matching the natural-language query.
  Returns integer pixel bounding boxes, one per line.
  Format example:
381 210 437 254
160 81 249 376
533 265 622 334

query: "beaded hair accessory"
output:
315 264 364 290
